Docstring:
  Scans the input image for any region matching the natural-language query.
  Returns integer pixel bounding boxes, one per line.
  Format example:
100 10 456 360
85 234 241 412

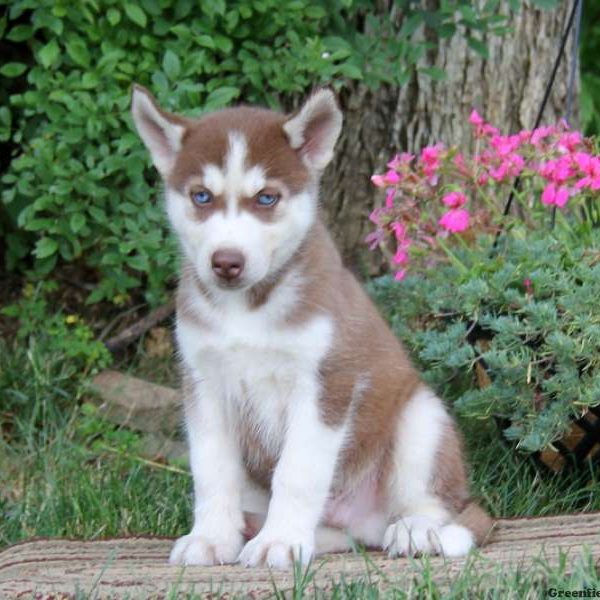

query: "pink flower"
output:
491 134 521 156
557 131 582 153
365 230 385 251
531 125 555 146
385 188 395 208
371 174 386 187
442 191 467 208
453 153 470 176
386 155 402 170
507 153 525 176
394 269 407 281
393 248 409 265
489 162 508 182
420 144 444 176
553 159 575 184
573 152 592 172
387 153 414 169
391 221 406 240
469 110 484 126
540 157 575 184
573 155 600 190
539 160 555 180
469 110 499 137
369 207 386 224
384 169 401 184
541 183 569 207
439 209 470 233
541 183 556 205
555 187 569 207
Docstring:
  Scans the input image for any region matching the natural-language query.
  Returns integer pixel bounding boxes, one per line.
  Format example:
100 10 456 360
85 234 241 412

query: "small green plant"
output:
1 281 112 372
370 231 600 453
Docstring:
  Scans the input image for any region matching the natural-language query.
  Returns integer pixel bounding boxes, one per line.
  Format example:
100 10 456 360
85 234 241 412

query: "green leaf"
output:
162 49 181 80
66 39 91 68
339 63 363 80
107 8 121 25
127 254 150 271
400 13 424 37
34 237 58 259
33 11 63 35
7 24 33 42
38 39 60 69
305 6 326 19
0 106 11 127
196 34 215 49
70 213 86 233
80 72 99 89
467 36 489 59
124 4 147 27
0 62 27 77
151 70 169 92
204 86 240 108
420 66 447 81
214 35 233 53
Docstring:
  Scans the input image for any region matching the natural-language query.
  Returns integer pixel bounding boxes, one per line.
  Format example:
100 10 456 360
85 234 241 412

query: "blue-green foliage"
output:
370 231 600 453
0 0 512 304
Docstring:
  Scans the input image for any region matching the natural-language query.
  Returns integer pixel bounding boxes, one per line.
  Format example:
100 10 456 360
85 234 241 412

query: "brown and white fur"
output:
131 85 493 569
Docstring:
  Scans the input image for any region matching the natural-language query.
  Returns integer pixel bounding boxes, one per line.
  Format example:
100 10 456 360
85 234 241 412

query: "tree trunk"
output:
322 1 580 271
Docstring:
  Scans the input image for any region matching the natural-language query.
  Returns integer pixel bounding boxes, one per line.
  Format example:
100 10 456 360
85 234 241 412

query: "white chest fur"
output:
176 276 334 457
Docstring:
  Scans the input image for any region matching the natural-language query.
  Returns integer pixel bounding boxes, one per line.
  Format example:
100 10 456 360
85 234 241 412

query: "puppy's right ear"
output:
131 84 186 177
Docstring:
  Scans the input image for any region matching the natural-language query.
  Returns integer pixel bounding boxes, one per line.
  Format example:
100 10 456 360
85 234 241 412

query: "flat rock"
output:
90 370 181 435
1 513 599 598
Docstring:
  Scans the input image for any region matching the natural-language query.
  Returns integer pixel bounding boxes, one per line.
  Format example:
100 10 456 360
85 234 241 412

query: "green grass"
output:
2 335 600 598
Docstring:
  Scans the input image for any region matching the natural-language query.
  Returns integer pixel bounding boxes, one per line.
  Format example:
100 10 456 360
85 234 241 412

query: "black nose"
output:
211 249 245 281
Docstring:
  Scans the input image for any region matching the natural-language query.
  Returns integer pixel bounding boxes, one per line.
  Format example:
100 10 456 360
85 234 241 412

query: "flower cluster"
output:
368 111 600 280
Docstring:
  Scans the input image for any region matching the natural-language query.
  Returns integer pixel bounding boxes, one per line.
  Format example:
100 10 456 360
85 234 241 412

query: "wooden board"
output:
1 513 599 598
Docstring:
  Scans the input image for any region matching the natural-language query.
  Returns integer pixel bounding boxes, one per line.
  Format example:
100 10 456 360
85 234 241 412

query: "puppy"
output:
131 85 492 568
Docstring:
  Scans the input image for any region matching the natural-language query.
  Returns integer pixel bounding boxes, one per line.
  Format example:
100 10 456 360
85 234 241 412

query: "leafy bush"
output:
0 0 516 304
581 0 600 135
370 231 600 453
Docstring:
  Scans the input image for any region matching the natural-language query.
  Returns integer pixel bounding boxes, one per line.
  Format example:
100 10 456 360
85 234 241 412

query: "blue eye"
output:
256 192 279 207
191 189 212 206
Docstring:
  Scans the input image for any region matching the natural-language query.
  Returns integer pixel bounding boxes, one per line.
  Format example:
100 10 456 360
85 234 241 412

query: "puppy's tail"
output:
455 500 495 546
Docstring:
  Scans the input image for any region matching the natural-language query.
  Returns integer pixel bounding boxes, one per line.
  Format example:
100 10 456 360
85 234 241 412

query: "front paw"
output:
383 515 474 558
169 531 244 566
238 530 314 569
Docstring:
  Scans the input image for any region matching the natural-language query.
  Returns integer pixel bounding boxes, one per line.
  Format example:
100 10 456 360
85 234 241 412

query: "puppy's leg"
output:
238 377 346 569
170 372 245 566
383 387 491 558
242 482 354 555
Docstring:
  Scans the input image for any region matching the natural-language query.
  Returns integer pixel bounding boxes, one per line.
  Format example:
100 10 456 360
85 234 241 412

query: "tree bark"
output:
321 1 580 271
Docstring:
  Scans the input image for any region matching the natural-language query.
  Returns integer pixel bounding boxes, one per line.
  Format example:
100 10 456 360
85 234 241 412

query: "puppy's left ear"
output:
283 89 343 171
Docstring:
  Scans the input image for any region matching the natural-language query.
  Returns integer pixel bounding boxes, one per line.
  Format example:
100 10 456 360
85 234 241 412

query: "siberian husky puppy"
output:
131 85 492 568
